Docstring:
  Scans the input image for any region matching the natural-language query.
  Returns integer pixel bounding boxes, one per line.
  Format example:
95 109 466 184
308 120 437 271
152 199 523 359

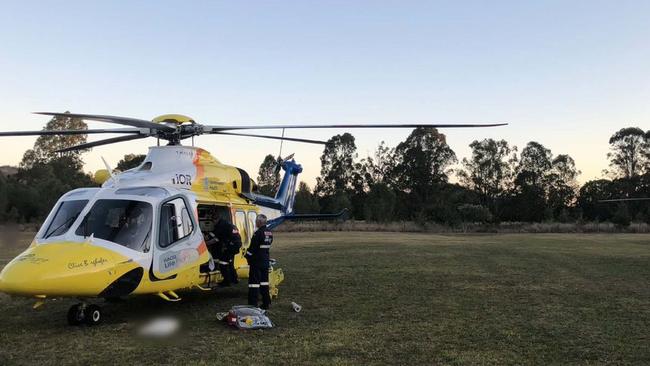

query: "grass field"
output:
0 232 649 365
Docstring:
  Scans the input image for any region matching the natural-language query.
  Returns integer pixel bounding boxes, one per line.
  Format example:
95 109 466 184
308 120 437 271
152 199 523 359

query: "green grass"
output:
0 232 649 365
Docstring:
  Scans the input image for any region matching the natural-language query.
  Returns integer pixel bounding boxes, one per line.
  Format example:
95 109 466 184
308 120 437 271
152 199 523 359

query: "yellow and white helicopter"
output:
0 112 505 325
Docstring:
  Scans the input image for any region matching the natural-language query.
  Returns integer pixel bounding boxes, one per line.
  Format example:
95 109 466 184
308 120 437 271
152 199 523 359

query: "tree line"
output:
258 127 650 227
0 113 648 228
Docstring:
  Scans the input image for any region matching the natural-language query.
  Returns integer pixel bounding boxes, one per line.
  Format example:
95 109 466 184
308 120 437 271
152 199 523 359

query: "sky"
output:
1 1 649 187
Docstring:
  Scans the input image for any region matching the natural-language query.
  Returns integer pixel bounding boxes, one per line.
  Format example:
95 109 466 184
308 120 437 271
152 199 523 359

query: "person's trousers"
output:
217 256 232 285
248 265 270 309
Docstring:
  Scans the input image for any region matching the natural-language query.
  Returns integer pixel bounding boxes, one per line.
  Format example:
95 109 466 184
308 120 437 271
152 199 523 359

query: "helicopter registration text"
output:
172 174 192 186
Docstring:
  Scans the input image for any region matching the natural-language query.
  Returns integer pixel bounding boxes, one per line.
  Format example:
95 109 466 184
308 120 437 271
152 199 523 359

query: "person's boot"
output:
218 263 231 286
230 265 239 284
261 288 271 310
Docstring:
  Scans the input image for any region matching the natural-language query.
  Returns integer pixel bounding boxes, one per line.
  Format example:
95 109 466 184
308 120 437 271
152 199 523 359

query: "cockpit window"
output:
43 200 88 238
76 199 153 253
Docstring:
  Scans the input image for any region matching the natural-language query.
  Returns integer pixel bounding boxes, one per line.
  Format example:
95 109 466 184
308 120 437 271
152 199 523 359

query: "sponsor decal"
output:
67 257 108 270
203 178 225 191
159 248 199 273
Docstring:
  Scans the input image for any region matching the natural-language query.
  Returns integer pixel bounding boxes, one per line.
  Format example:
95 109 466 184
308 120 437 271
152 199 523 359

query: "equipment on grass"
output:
223 305 273 330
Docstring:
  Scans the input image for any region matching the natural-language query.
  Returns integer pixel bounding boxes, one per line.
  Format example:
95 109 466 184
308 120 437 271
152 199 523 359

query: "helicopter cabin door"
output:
152 195 202 279
235 209 255 268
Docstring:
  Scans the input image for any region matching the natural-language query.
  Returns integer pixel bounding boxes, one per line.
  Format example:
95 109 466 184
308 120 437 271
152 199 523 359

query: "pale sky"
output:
1 1 649 187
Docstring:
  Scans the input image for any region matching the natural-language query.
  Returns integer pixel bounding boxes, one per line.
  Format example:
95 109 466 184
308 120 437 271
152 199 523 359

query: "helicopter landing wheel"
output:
67 303 84 326
84 304 102 326
67 303 103 326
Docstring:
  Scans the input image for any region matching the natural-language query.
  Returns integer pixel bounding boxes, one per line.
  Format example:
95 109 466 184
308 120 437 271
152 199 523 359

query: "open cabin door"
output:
232 209 256 274
152 195 202 279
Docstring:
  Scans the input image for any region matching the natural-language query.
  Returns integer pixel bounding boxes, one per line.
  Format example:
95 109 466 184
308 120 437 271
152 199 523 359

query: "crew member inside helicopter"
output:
205 207 242 287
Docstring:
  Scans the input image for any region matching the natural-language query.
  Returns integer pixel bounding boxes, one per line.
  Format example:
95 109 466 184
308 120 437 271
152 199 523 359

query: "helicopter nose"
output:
0 242 140 297
0 274 6 293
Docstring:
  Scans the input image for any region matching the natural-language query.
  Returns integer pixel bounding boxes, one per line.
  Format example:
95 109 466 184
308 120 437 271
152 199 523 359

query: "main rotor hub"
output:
152 114 196 125
150 115 198 145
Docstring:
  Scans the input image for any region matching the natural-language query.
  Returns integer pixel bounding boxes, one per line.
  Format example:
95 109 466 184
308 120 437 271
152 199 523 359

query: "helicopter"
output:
0 112 506 325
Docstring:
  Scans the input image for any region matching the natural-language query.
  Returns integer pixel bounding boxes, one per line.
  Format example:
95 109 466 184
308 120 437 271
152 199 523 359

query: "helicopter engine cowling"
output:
96 146 259 202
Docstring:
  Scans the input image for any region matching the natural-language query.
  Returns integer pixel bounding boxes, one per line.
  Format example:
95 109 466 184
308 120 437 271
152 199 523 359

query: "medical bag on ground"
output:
217 305 273 330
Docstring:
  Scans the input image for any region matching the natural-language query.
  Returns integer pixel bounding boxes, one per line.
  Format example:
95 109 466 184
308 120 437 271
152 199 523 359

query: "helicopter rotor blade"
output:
55 134 149 153
204 122 508 132
0 128 144 137
599 198 650 203
210 131 328 145
35 112 176 132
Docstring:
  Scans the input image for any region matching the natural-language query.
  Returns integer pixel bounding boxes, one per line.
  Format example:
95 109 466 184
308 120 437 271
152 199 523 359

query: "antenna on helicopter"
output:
278 128 286 159
101 156 114 178
274 128 290 174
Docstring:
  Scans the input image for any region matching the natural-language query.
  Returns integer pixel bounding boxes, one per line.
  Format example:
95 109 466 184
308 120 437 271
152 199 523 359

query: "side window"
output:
235 210 248 245
159 197 194 248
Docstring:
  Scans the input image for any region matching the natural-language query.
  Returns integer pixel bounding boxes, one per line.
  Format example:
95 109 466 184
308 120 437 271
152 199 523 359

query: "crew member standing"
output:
208 210 242 286
245 214 273 309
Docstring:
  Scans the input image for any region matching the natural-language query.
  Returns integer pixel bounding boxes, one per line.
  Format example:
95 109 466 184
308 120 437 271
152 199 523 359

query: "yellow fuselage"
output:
0 146 284 300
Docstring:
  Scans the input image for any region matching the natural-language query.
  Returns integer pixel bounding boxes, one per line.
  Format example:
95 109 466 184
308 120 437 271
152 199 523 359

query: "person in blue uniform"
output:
245 214 273 309
205 209 242 286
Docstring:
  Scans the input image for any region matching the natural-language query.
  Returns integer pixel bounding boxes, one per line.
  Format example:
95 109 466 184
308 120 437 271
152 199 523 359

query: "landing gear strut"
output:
67 303 103 326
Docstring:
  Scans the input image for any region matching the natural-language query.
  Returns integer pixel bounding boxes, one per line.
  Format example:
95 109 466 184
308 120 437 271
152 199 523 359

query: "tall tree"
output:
257 154 281 196
11 155 94 222
315 133 358 196
547 154 580 217
392 127 456 197
516 141 552 187
20 112 88 169
6 113 94 222
607 127 649 179
365 141 397 186
116 154 146 171
458 139 514 204
510 142 554 222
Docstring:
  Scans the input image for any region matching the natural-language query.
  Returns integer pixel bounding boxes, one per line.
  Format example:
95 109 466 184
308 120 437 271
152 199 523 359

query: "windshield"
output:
76 199 153 253
43 200 89 238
